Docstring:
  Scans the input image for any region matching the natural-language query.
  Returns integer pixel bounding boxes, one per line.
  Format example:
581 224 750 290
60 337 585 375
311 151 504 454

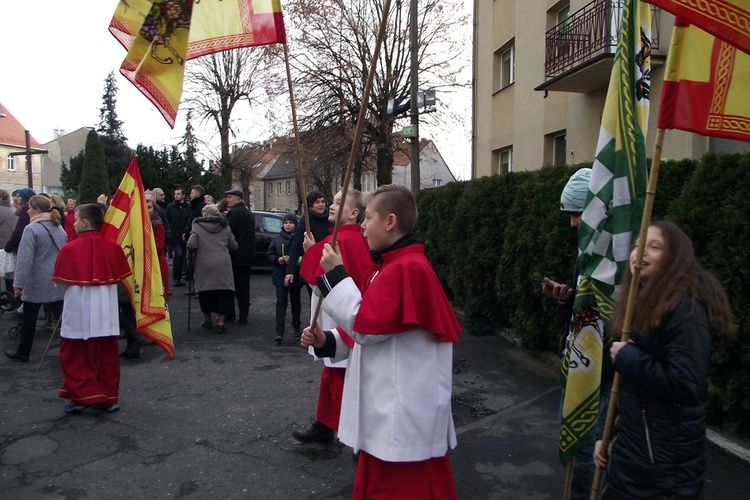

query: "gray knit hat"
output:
560 168 592 213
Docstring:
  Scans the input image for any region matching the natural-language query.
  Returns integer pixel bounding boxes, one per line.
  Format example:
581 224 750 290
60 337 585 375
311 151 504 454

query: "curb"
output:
706 429 750 467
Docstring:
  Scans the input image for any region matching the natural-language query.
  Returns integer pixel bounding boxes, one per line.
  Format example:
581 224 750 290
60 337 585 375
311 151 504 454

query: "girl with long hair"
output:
594 220 736 498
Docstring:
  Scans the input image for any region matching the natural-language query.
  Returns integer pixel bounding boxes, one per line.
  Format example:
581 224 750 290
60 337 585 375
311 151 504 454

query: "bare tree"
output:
283 0 469 186
184 46 281 189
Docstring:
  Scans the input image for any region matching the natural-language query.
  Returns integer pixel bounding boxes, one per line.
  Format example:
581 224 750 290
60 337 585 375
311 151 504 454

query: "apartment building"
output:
472 0 750 177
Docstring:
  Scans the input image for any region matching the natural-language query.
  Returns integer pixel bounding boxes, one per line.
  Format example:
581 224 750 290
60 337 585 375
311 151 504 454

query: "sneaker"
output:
201 320 212 330
216 325 226 334
274 335 283 344
65 401 90 414
238 318 248 325
93 403 120 413
292 420 335 444
172 280 185 287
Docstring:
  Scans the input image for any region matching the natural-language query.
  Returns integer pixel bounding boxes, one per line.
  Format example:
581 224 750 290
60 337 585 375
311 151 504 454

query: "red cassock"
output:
52 230 131 286
354 244 461 341
52 230 131 406
299 225 373 290
336 243 461 499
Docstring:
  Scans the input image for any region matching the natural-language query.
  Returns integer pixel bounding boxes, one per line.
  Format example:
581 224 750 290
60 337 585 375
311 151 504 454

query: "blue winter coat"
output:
268 230 300 288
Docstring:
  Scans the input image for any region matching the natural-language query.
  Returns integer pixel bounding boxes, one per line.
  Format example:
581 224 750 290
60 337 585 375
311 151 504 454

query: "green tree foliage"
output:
134 143 207 201
79 130 109 204
60 151 84 197
667 153 750 433
97 72 133 192
497 166 579 350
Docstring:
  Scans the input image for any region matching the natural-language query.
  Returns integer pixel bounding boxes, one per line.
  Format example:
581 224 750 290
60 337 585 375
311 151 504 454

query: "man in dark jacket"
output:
224 188 255 324
182 185 207 242
166 188 191 287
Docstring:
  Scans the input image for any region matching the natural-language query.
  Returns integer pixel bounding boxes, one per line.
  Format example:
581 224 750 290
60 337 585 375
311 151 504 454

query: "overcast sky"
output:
0 0 472 180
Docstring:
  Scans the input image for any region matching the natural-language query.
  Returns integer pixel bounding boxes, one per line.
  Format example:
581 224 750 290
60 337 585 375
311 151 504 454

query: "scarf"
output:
30 212 52 224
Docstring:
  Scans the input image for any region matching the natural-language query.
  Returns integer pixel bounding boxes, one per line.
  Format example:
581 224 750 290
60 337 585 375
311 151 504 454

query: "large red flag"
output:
109 0 287 128
102 158 174 359
658 17 750 142
647 0 750 54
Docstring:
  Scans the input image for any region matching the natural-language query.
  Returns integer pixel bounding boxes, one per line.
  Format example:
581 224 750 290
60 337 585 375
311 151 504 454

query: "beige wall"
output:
472 1 746 179
0 148 43 192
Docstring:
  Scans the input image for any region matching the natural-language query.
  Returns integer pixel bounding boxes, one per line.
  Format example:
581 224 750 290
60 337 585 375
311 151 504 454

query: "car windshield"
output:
264 216 283 233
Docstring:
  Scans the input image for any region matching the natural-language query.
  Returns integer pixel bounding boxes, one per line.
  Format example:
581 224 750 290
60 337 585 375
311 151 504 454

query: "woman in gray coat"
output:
5 195 66 362
186 204 238 334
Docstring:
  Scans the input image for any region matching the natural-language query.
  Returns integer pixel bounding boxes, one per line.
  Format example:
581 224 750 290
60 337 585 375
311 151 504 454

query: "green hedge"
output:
416 154 749 435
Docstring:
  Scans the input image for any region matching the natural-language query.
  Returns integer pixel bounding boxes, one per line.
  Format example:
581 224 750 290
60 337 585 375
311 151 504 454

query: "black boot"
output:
120 331 145 359
292 420 335 444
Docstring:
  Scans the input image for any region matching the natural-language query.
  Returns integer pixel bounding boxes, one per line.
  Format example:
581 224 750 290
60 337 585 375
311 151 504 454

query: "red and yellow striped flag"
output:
647 0 750 53
102 158 174 359
109 0 287 128
658 18 750 142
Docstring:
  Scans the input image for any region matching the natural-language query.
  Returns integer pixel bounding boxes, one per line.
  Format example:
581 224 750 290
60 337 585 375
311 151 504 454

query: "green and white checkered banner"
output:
559 0 650 465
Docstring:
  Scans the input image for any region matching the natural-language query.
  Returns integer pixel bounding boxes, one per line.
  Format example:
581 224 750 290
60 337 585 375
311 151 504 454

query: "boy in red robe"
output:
52 204 132 414
302 184 461 499
293 188 373 444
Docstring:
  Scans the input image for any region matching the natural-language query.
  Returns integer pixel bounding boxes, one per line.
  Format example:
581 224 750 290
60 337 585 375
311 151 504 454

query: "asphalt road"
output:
0 269 747 499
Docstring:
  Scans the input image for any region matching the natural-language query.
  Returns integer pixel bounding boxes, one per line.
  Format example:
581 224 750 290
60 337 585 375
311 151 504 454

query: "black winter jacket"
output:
285 209 333 276
166 200 191 245
603 297 711 499
226 201 255 267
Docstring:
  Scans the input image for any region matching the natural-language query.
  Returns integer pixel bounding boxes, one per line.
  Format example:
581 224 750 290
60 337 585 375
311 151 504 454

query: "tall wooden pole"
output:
409 0 420 194
310 0 394 328
283 44 310 233
589 128 665 499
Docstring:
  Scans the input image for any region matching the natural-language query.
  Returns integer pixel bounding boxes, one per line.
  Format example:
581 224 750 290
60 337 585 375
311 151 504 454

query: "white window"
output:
501 46 514 88
433 179 443 188
500 149 512 173
277 182 282 196
286 181 291 195
553 133 567 166
494 40 515 92
7 156 16 171
267 182 273 196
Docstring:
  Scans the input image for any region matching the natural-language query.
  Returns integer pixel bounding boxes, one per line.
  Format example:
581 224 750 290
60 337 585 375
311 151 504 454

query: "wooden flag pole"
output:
589 128 665 499
563 458 575 500
36 315 63 372
309 0 394 330
283 44 311 233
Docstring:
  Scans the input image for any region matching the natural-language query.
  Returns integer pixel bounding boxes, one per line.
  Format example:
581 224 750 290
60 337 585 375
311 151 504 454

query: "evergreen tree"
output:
97 72 133 192
60 151 85 197
79 130 109 203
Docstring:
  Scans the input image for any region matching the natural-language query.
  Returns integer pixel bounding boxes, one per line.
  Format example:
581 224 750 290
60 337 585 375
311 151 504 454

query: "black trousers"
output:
230 267 252 321
275 285 301 335
18 300 64 358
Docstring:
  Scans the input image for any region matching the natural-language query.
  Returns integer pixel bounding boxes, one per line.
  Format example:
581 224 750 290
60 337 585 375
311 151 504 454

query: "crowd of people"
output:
0 176 737 498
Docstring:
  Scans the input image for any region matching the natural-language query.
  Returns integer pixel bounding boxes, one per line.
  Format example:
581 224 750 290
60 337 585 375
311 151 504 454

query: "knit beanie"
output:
560 168 592 213
306 190 325 208
283 213 298 225
17 187 36 203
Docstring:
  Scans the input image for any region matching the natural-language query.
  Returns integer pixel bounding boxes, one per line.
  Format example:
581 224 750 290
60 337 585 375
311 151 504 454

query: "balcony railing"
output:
543 0 660 80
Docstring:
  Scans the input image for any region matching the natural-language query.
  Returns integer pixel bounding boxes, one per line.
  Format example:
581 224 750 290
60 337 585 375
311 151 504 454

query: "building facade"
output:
0 103 45 192
472 0 750 178
42 127 92 195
